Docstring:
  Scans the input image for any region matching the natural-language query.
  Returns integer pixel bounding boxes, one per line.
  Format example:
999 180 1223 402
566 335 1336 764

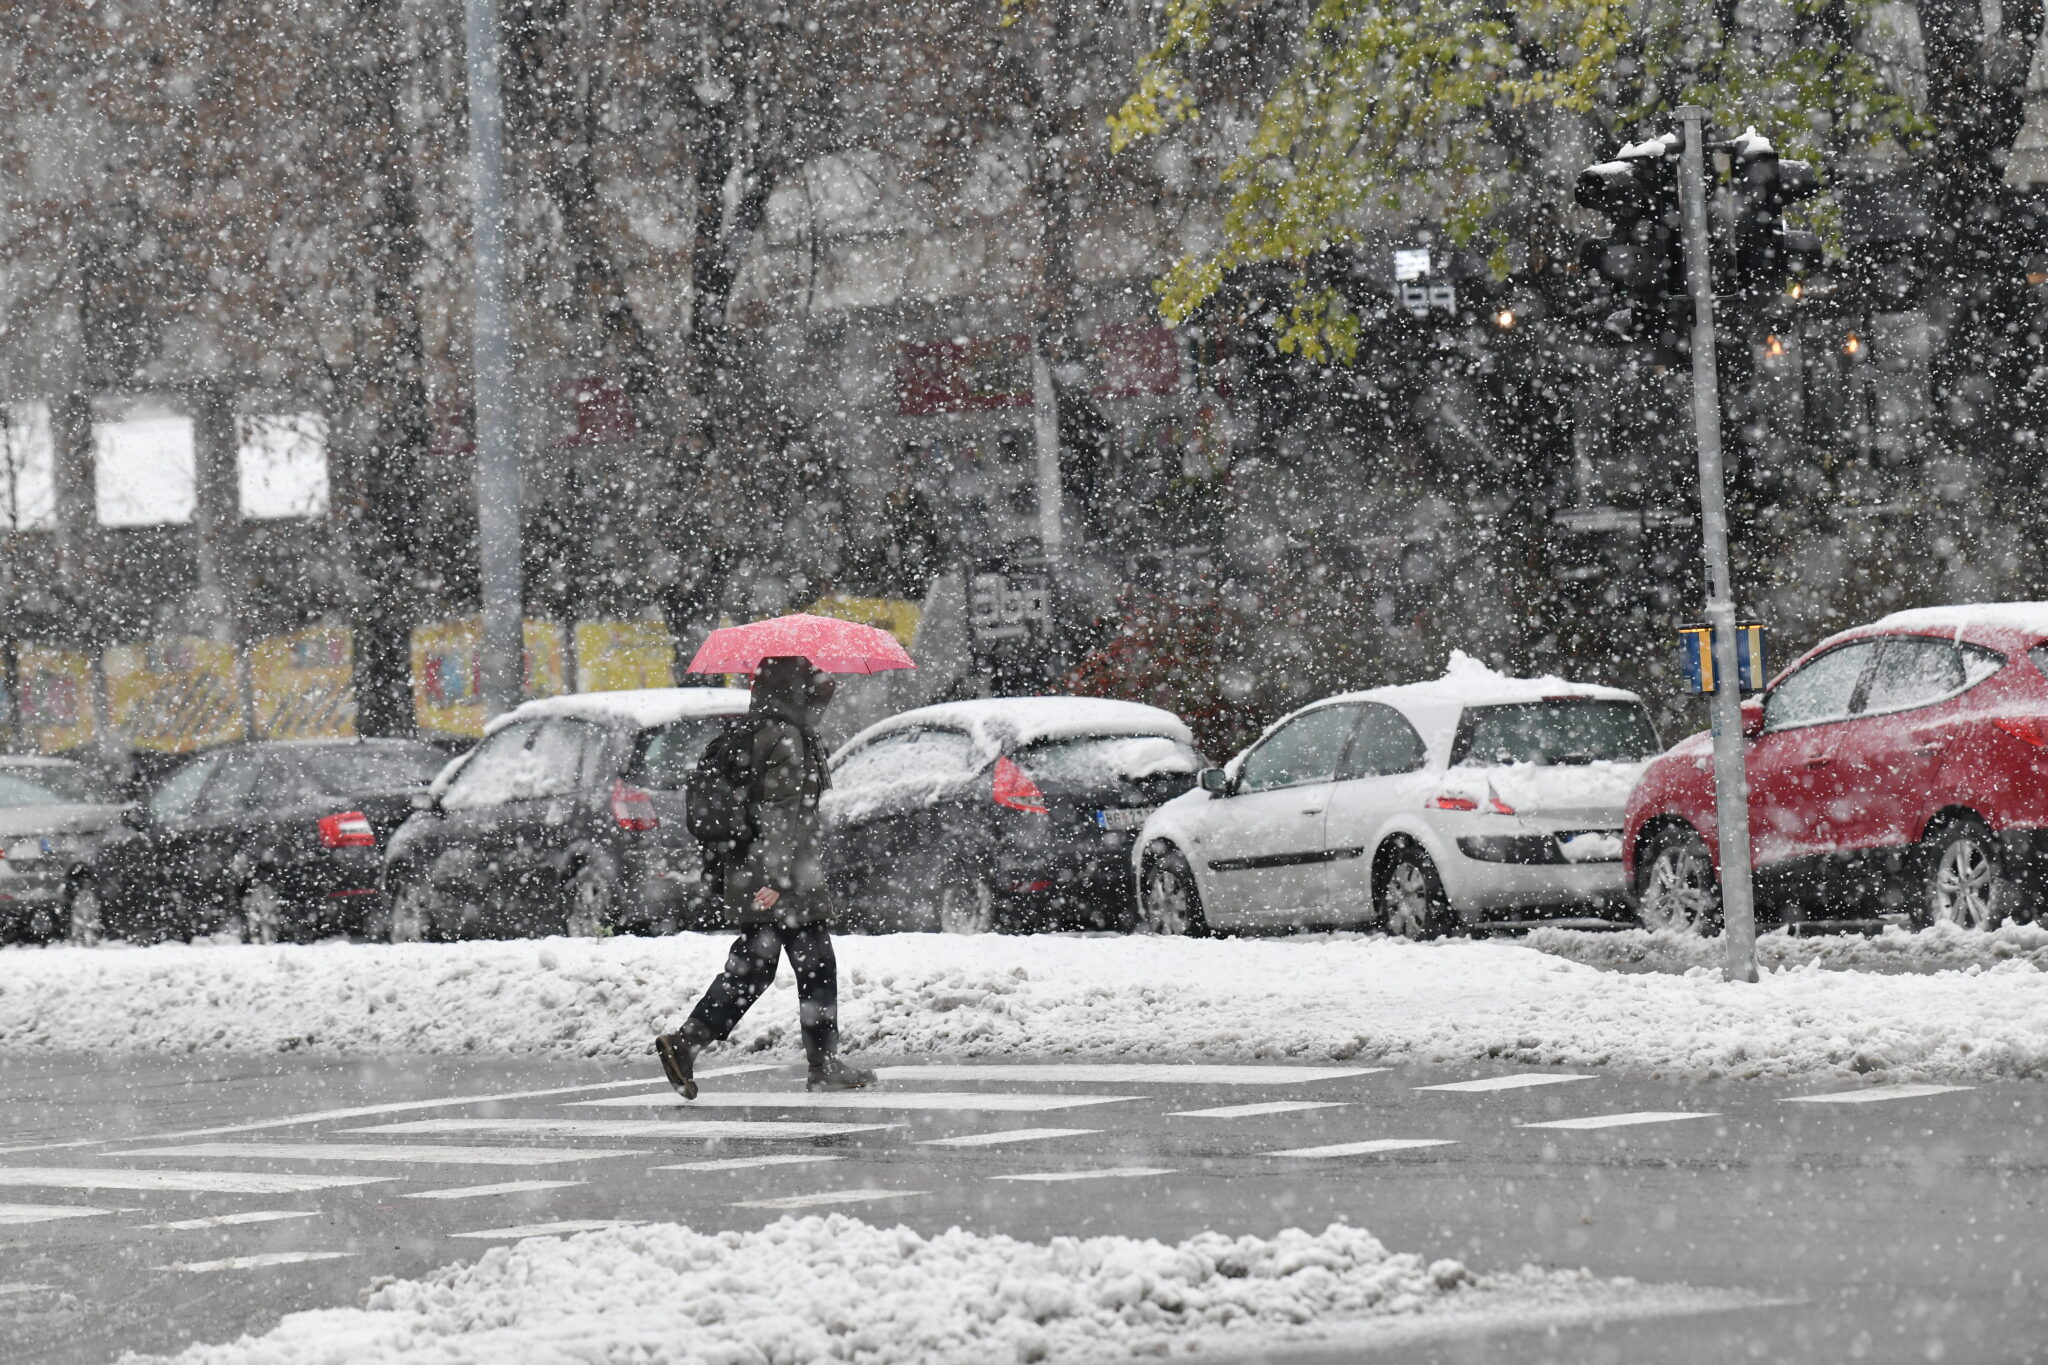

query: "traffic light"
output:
1575 132 1690 358
1724 128 1822 303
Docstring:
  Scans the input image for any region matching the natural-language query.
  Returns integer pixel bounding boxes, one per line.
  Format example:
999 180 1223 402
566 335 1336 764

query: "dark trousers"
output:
687 923 839 1061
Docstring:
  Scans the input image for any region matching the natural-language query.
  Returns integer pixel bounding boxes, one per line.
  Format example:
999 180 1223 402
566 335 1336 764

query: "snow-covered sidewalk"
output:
123 1214 1755 1365
7 930 2047 1081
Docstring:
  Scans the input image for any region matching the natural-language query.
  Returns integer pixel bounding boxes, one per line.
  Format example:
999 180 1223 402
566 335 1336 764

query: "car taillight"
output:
1995 718 2048 748
1428 795 1479 811
317 811 377 849
611 778 659 832
1486 784 1516 815
993 756 1049 814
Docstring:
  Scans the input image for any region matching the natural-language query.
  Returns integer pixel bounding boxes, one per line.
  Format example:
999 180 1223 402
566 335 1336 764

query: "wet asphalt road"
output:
0 1049 2040 1364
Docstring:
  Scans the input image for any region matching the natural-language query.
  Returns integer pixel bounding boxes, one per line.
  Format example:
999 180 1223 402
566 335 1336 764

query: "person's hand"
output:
752 887 781 911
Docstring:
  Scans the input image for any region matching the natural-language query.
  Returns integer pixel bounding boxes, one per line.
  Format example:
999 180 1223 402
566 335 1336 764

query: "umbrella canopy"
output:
686 613 916 676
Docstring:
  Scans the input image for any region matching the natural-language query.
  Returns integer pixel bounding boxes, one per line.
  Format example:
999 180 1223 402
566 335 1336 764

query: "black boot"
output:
806 1055 877 1092
655 1020 713 1100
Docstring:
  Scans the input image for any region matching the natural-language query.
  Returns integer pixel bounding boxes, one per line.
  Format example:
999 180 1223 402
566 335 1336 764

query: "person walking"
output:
656 654 877 1097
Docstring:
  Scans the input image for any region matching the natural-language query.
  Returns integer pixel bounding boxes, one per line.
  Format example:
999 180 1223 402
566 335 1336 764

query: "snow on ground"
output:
6 930 2048 1081
123 1214 1755 1365
1525 920 2048 977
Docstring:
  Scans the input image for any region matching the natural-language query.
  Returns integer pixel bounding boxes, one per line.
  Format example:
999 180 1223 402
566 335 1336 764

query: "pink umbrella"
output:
686 613 916 676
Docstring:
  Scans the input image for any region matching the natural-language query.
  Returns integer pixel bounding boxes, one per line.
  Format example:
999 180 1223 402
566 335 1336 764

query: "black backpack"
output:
686 717 766 865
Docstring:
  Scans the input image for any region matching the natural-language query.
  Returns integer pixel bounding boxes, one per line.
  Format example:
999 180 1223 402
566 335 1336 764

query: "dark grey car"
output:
0 757 130 942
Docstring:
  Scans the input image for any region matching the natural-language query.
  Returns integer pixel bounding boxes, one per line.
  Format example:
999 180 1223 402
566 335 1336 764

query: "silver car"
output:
0 756 130 942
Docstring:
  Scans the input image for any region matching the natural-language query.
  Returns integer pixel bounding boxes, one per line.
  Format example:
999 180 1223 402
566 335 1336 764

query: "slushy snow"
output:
119 1214 1753 1365
6 931 2045 1081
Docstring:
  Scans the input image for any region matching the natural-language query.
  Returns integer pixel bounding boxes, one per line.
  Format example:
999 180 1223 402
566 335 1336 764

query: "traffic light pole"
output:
1676 106 1760 984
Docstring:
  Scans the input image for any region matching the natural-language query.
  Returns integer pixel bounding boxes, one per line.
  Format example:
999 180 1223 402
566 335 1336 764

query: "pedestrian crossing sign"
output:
1678 623 1767 694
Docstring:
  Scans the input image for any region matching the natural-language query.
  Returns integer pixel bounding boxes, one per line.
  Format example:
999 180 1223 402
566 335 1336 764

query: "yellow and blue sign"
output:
1678 623 1767 694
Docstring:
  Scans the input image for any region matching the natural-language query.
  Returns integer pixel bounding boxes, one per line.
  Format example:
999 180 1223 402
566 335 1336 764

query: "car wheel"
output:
235 879 287 946
1138 846 1210 938
938 876 998 935
563 860 617 938
1377 841 1451 940
385 873 439 944
1635 824 1722 936
1918 815 2006 931
67 879 105 947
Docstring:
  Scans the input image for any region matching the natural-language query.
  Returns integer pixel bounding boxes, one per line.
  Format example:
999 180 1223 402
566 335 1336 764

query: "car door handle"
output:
1805 757 1831 769
1301 807 1324 816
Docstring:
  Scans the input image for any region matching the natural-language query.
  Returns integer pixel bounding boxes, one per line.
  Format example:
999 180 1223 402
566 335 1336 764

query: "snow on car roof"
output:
838 696 1194 758
494 687 753 733
1855 602 2048 643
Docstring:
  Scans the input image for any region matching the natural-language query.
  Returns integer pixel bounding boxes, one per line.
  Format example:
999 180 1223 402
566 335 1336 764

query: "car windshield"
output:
301 745 447 795
0 764 121 807
1452 700 1661 767
1014 735 1202 794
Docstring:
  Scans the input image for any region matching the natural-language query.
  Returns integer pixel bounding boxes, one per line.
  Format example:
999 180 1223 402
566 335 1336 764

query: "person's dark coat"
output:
721 657 833 928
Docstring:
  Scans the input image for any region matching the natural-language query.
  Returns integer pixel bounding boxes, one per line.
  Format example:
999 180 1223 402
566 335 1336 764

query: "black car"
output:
823 697 1204 933
382 687 752 941
68 738 449 944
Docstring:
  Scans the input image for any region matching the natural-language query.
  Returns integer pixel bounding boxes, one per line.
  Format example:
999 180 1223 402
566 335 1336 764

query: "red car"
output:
1625 604 2048 933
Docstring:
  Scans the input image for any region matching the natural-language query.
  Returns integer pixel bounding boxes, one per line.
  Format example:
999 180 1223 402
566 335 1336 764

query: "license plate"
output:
1095 807 1152 832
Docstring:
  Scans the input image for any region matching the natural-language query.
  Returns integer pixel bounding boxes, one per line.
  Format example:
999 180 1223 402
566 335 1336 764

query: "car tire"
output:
1917 814 2007 931
383 872 440 944
1376 841 1453 940
563 859 618 938
1138 845 1210 938
938 876 998 935
235 878 287 946
67 878 105 947
1634 823 1722 936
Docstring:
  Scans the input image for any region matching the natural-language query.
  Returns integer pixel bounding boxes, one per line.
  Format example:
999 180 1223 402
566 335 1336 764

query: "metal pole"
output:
1676 105 1760 984
465 0 523 719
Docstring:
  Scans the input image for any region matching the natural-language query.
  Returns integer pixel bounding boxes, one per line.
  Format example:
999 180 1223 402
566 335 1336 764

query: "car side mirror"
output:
121 805 149 830
1198 767 1231 796
411 790 443 814
1741 698 1766 739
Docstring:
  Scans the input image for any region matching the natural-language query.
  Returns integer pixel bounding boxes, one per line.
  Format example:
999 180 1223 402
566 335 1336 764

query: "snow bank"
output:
7 931 2048 1081
1525 920 2048 976
123 1214 1743 1365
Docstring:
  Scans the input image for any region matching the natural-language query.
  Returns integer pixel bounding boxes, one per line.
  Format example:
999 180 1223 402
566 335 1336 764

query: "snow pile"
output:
126 1214 1737 1365
1525 921 2048 977
8 932 2048 1081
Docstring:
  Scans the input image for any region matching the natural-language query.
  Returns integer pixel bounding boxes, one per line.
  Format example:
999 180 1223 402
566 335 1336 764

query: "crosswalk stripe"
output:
1522 1111 1718 1130
916 1128 1097 1148
874 1064 1383 1086
991 1168 1176 1183
574 1091 1138 1113
0 1284 53 1298
145 1211 318 1230
0 1167 388 1195
1170 1101 1346 1119
655 1155 843 1173
734 1189 923 1210
354 1118 898 1141
1417 1074 1597 1093
0 1202 113 1225
1267 1139 1455 1159
1785 1083 1973 1105
161 1252 355 1273
121 1142 648 1167
450 1220 641 1240
405 1181 585 1201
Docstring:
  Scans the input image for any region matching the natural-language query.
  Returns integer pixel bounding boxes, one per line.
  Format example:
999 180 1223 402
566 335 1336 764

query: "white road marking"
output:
1785 1083 1974 1105
992 1168 1177 1183
1522 1111 1718 1131
1171 1101 1347 1119
1417 1074 1597 1093
735 1189 924 1210
0 1203 113 1225
0 1167 388 1195
354 1118 898 1141
875 1064 1383 1086
146 1211 318 1230
916 1128 1098 1148
0 1283 52 1298
1267 1139 1456 1159
121 1142 647 1167
450 1220 642 1240
161 1252 355 1273
405 1180 586 1201
656 1155 843 1173
574 1091 1137 1113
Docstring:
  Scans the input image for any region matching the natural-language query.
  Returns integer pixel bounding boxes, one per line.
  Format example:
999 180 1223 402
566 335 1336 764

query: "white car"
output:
1130 654 1663 937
